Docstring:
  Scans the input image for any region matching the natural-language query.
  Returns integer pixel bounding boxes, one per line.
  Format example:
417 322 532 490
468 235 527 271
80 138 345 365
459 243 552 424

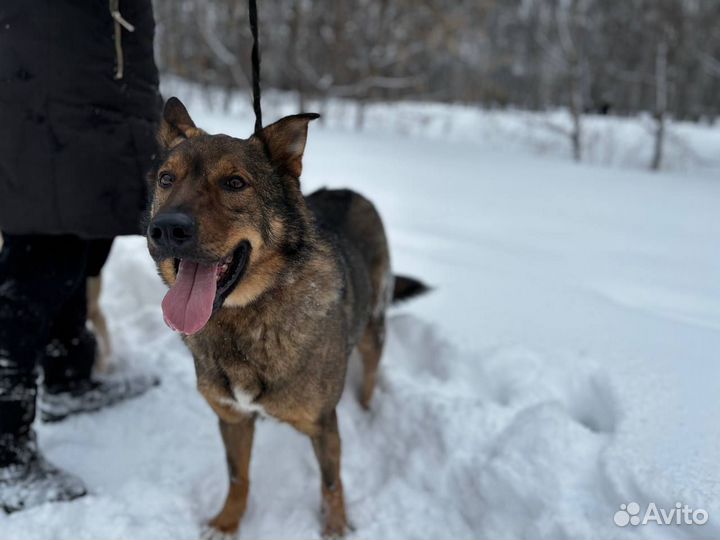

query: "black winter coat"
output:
0 0 161 238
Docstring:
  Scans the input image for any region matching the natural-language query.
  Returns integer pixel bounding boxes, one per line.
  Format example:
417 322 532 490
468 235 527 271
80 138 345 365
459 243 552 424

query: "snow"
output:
2 87 719 539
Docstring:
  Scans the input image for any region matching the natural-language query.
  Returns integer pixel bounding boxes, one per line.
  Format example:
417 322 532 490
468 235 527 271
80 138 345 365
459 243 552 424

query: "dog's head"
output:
146 97 318 335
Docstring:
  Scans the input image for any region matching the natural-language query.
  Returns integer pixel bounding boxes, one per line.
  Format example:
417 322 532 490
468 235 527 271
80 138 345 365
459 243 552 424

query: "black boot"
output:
40 328 159 423
0 374 86 514
0 430 87 514
40 372 160 423
0 234 95 512
42 326 97 392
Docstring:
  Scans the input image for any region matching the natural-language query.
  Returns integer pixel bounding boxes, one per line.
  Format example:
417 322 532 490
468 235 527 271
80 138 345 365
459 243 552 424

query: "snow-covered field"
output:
2 87 719 539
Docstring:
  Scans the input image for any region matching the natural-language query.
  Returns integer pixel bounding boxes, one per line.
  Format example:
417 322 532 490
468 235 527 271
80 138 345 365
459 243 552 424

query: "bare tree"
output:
651 40 668 171
557 0 585 162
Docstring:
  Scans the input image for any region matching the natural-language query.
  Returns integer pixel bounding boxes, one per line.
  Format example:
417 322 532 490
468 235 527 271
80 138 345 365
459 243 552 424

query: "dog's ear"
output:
158 97 204 149
254 113 320 178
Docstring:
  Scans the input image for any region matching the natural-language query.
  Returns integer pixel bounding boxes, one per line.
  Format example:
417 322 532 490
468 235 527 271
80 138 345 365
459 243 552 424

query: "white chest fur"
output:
219 387 267 417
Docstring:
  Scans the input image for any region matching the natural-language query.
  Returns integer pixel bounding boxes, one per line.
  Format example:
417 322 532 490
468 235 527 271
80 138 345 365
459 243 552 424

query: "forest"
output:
153 0 720 168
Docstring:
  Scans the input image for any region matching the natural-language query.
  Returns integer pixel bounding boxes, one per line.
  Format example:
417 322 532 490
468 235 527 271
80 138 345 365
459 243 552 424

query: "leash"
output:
248 0 263 134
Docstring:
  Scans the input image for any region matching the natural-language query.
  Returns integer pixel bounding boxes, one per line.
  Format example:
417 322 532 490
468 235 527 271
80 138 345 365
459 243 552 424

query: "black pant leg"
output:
42 276 95 388
0 234 87 437
85 239 114 278
42 238 114 388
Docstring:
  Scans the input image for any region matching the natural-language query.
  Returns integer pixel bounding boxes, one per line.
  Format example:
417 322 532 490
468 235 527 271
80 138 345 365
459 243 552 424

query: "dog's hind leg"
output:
208 415 256 535
87 276 113 373
358 316 385 410
309 409 348 538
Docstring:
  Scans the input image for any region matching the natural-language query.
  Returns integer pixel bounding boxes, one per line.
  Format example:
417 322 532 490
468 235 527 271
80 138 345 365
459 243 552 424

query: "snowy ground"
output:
2 87 719 539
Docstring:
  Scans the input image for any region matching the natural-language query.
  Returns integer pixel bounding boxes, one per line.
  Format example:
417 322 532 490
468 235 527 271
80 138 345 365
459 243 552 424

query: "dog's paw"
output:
322 515 351 540
199 524 238 540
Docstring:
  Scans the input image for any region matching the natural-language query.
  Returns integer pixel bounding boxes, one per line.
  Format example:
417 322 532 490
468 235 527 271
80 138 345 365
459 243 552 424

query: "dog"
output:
145 97 427 537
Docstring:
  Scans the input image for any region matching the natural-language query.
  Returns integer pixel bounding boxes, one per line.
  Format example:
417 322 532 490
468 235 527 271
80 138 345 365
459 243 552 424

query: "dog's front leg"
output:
208 415 256 535
310 409 348 538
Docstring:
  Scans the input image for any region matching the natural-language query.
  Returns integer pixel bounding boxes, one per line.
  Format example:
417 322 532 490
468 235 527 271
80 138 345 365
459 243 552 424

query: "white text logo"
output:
614 502 708 527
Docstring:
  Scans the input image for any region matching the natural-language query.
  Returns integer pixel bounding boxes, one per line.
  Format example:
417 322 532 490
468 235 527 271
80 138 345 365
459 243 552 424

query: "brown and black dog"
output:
145 97 426 537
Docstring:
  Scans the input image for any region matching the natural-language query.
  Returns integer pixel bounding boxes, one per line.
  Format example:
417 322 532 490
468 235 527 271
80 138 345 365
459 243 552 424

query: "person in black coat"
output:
0 0 161 512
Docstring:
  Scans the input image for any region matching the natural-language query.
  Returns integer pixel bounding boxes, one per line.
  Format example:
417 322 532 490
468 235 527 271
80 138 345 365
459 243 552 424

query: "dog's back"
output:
306 188 392 352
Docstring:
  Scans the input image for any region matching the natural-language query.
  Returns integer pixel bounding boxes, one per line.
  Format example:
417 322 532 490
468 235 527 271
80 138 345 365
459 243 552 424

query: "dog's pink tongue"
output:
162 260 218 335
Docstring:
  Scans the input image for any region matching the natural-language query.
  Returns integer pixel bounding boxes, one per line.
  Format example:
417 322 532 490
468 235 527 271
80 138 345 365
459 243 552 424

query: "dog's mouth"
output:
162 241 251 335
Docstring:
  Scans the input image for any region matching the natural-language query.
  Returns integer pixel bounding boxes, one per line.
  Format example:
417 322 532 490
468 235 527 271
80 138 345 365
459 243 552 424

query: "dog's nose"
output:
149 212 196 249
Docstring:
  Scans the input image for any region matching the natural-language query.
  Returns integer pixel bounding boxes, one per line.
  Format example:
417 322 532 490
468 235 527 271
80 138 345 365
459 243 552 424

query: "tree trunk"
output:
289 2 305 114
651 41 668 171
559 0 583 162
355 99 366 131
569 74 583 162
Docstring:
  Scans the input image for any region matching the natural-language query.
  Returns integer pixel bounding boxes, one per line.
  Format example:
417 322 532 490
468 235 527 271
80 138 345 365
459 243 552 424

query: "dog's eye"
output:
158 173 175 188
224 176 248 191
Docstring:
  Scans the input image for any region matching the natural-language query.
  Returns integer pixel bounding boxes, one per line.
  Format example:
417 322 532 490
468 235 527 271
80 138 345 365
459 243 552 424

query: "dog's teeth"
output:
215 262 231 282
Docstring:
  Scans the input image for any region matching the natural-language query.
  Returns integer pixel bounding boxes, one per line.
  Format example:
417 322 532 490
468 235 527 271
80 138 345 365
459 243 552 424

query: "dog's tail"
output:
392 275 430 304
